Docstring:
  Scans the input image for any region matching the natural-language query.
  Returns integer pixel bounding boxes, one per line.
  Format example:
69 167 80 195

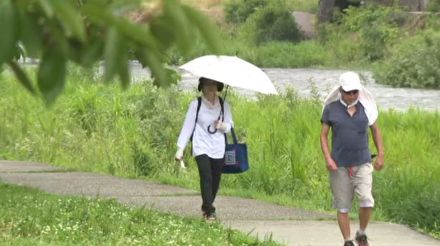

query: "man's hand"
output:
326 158 338 172
374 155 384 171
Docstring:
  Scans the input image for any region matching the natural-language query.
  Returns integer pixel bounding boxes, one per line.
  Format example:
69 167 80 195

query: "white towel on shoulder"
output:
323 85 378 126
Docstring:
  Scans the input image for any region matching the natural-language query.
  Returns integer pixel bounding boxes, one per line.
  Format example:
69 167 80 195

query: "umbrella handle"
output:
207 124 217 134
223 85 229 101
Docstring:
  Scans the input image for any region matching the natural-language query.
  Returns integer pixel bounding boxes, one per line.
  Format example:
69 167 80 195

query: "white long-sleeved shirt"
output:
177 96 233 159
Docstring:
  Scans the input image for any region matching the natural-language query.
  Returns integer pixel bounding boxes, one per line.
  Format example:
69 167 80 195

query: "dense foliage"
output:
374 30 440 88
427 0 440 11
0 0 220 103
224 0 303 45
224 0 267 24
318 5 406 63
241 5 303 45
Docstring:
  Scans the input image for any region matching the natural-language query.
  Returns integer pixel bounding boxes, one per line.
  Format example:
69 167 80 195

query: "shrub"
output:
427 0 440 12
374 30 440 88
320 5 406 62
241 5 303 45
224 0 267 24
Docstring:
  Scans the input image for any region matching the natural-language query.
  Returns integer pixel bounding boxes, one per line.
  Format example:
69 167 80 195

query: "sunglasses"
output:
341 89 359 96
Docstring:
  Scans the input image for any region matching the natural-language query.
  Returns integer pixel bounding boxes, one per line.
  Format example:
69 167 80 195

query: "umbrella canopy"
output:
179 55 278 95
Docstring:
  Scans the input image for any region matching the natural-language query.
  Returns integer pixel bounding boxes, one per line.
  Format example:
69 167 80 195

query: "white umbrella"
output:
179 55 278 95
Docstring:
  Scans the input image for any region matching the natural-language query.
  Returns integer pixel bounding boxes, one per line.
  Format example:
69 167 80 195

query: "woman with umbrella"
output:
175 77 234 221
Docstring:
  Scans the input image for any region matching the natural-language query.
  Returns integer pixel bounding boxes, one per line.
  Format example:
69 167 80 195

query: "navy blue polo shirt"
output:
321 100 371 167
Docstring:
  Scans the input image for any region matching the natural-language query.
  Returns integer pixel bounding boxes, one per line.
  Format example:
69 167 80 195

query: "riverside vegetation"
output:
179 0 440 89
0 68 439 239
1 0 440 243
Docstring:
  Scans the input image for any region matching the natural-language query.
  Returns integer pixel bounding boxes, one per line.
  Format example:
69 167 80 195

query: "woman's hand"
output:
175 148 184 161
214 120 227 131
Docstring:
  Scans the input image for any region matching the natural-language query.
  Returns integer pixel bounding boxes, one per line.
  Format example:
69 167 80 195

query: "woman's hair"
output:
198 77 224 92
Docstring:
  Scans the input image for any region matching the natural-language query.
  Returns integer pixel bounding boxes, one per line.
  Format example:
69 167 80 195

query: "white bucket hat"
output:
339 71 362 91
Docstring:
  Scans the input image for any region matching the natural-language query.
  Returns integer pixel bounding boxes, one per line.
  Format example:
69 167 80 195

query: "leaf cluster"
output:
319 5 406 63
224 0 267 24
0 0 220 104
374 30 440 88
224 0 303 45
241 5 303 45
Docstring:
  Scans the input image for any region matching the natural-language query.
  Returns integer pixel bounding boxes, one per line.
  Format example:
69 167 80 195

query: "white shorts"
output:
330 163 374 212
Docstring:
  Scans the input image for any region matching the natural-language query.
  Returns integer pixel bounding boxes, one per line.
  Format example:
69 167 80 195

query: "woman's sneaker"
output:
202 211 216 222
355 231 369 246
205 212 217 222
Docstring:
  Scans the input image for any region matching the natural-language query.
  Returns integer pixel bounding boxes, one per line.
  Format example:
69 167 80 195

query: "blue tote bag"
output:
223 128 249 174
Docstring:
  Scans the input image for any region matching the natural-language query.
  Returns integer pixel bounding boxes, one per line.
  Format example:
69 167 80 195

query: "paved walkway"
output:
1 160 439 246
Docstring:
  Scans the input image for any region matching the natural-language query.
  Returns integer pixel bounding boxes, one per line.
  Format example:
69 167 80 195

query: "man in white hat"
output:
320 71 384 246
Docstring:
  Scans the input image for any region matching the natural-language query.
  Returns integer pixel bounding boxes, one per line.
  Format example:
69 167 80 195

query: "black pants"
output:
195 154 224 215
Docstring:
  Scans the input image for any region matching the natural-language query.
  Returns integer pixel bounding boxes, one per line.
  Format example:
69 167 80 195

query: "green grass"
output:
0 69 439 239
0 183 280 245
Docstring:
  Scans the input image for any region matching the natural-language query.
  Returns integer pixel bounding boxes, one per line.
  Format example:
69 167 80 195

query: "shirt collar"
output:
339 98 359 109
201 95 219 109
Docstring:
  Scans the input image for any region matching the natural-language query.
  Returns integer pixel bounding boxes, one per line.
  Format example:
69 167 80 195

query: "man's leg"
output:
330 168 354 242
359 207 372 231
353 163 374 246
356 209 371 246
354 163 374 231
337 211 351 241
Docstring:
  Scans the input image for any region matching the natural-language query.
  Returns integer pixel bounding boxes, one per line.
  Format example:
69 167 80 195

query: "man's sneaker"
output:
355 231 369 246
343 240 355 246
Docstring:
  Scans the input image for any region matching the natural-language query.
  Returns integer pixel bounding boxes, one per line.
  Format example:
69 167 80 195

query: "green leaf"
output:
136 49 171 87
52 1 86 42
38 0 54 18
76 39 103 66
182 5 221 54
114 19 156 48
104 27 130 86
37 47 67 104
163 0 192 53
18 11 43 58
150 17 176 49
83 3 157 48
7 61 36 94
118 56 130 89
0 0 18 63
104 28 119 82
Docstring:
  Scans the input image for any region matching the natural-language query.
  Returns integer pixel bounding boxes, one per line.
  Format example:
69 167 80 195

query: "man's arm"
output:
320 123 338 171
370 122 384 171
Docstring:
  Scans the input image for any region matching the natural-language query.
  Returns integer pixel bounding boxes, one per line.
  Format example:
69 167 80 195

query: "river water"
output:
130 62 440 111
263 68 440 111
